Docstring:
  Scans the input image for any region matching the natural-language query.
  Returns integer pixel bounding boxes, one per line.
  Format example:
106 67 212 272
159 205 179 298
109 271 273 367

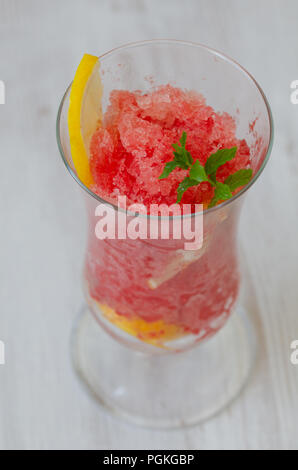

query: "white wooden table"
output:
0 0 298 450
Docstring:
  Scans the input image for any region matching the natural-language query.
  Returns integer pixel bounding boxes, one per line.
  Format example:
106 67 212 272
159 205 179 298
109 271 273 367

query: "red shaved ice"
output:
89 85 251 208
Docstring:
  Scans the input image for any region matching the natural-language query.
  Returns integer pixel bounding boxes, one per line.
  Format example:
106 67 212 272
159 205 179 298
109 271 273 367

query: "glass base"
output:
72 305 255 429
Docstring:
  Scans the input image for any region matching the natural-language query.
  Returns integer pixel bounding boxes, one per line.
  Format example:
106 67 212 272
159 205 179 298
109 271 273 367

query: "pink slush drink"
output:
84 85 251 348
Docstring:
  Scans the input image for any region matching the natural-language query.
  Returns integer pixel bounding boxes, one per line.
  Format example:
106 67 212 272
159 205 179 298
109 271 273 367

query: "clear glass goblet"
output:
57 40 273 428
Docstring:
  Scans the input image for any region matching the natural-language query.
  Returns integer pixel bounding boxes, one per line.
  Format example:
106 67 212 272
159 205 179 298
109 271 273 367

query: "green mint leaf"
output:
224 168 253 192
160 132 194 179
173 152 191 169
208 182 233 208
185 150 193 167
208 171 217 185
189 160 208 183
159 132 250 208
172 143 182 153
204 147 237 176
208 197 217 208
171 133 193 167
180 131 187 147
159 161 179 179
177 178 198 203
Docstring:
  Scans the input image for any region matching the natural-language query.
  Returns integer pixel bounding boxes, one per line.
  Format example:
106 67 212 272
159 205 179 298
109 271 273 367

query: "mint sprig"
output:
159 131 193 179
159 132 252 208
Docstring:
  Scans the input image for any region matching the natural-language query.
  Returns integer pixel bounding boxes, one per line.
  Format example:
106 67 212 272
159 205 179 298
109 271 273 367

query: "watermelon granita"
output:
90 85 250 208
84 84 252 349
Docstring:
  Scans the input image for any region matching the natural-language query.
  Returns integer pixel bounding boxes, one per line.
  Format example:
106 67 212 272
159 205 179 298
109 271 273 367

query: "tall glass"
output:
57 40 273 428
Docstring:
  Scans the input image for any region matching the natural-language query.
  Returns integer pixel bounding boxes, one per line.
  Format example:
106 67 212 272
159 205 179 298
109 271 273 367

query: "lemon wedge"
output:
68 54 103 187
98 303 186 348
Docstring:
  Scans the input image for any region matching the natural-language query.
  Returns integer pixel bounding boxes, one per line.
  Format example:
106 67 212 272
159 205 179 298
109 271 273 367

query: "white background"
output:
0 0 298 450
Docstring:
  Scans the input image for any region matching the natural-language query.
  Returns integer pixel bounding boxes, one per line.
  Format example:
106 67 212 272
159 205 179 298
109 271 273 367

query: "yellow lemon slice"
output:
99 303 186 347
68 54 103 187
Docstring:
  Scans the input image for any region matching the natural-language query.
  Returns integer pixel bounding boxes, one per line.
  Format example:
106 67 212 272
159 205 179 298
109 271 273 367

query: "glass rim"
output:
56 39 274 220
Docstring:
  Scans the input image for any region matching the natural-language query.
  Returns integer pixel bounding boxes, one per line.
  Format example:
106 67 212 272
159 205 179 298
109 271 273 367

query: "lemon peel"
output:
99 303 185 347
68 54 102 187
